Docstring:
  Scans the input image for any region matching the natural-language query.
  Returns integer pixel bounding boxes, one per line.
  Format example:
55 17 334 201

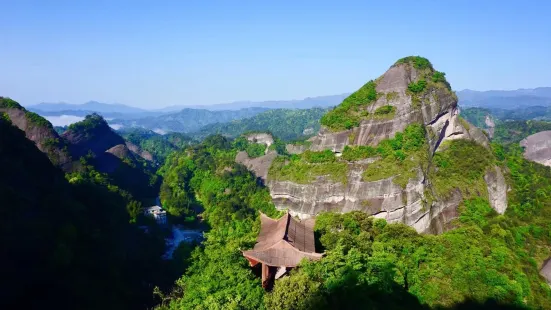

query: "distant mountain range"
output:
28 101 148 114
157 94 349 111
27 94 349 115
456 87 551 109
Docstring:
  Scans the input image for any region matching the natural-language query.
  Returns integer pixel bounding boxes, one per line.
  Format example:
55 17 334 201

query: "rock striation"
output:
243 57 508 234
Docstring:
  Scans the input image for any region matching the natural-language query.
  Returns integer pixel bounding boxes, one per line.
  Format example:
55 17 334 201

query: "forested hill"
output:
0 113 167 309
157 133 551 309
120 128 197 163
190 107 328 141
0 97 72 168
460 107 551 145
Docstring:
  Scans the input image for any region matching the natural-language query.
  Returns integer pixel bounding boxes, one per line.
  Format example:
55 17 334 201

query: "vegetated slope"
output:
121 128 197 163
62 114 160 200
0 97 72 168
191 108 328 141
0 116 166 309
249 56 505 234
157 133 551 309
111 107 270 133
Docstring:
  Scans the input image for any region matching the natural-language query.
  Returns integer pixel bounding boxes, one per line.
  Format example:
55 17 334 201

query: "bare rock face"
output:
286 143 309 155
246 133 274 148
541 259 551 285
484 166 508 214
520 131 551 167
126 141 154 162
249 57 508 234
106 144 135 160
485 115 496 139
236 150 278 181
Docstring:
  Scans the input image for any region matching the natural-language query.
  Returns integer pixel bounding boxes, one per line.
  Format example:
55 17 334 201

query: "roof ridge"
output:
283 212 291 241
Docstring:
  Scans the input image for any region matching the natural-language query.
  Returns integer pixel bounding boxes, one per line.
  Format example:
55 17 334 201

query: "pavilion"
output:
242 212 323 289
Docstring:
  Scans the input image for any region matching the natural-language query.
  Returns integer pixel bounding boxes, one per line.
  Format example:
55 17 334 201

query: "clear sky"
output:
1 0 550 109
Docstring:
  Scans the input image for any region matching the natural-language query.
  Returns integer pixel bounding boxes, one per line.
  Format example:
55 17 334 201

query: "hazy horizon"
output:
2 1 550 109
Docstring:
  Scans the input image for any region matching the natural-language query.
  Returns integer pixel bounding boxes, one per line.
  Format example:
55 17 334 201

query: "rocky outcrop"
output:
520 131 551 166
236 150 278 181
246 133 274 148
0 98 72 168
286 144 308 155
106 144 135 160
62 114 126 158
126 141 154 162
246 57 508 234
484 166 508 214
541 258 551 286
485 115 495 139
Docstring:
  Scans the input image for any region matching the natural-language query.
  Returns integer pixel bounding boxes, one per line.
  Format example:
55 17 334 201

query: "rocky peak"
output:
62 113 126 158
249 57 508 234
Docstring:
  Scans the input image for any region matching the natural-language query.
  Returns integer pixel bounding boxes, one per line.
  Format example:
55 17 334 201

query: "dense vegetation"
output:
361 124 427 188
494 120 551 144
122 128 196 163
460 107 495 130
0 116 172 309
155 131 551 309
193 108 328 141
431 140 494 199
320 80 378 131
156 135 281 308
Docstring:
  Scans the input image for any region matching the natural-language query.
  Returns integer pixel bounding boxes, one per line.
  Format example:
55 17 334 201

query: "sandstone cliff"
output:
240 57 508 234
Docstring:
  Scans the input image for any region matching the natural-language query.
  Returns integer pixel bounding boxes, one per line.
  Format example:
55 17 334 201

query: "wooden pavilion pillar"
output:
261 263 269 288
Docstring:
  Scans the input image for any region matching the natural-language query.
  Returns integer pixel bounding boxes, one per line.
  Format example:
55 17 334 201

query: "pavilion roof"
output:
243 212 322 267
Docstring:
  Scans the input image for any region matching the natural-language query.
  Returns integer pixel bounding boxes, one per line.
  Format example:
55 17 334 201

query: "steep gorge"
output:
238 57 508 233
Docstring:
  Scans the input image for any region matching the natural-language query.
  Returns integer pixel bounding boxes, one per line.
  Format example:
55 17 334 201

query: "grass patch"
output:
458 116 471 130
269 156 348 184
341 145 378 161
385 91 398 102
374 105 395 115
407 80 427 93
302 150 336 163
320 80 379 131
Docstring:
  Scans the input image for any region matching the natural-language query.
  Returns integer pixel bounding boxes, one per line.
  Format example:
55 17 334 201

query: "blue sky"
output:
1 0 550 108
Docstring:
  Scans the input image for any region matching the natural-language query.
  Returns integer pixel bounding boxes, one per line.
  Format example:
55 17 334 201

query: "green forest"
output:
153 136 551 309
3 55 551 310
